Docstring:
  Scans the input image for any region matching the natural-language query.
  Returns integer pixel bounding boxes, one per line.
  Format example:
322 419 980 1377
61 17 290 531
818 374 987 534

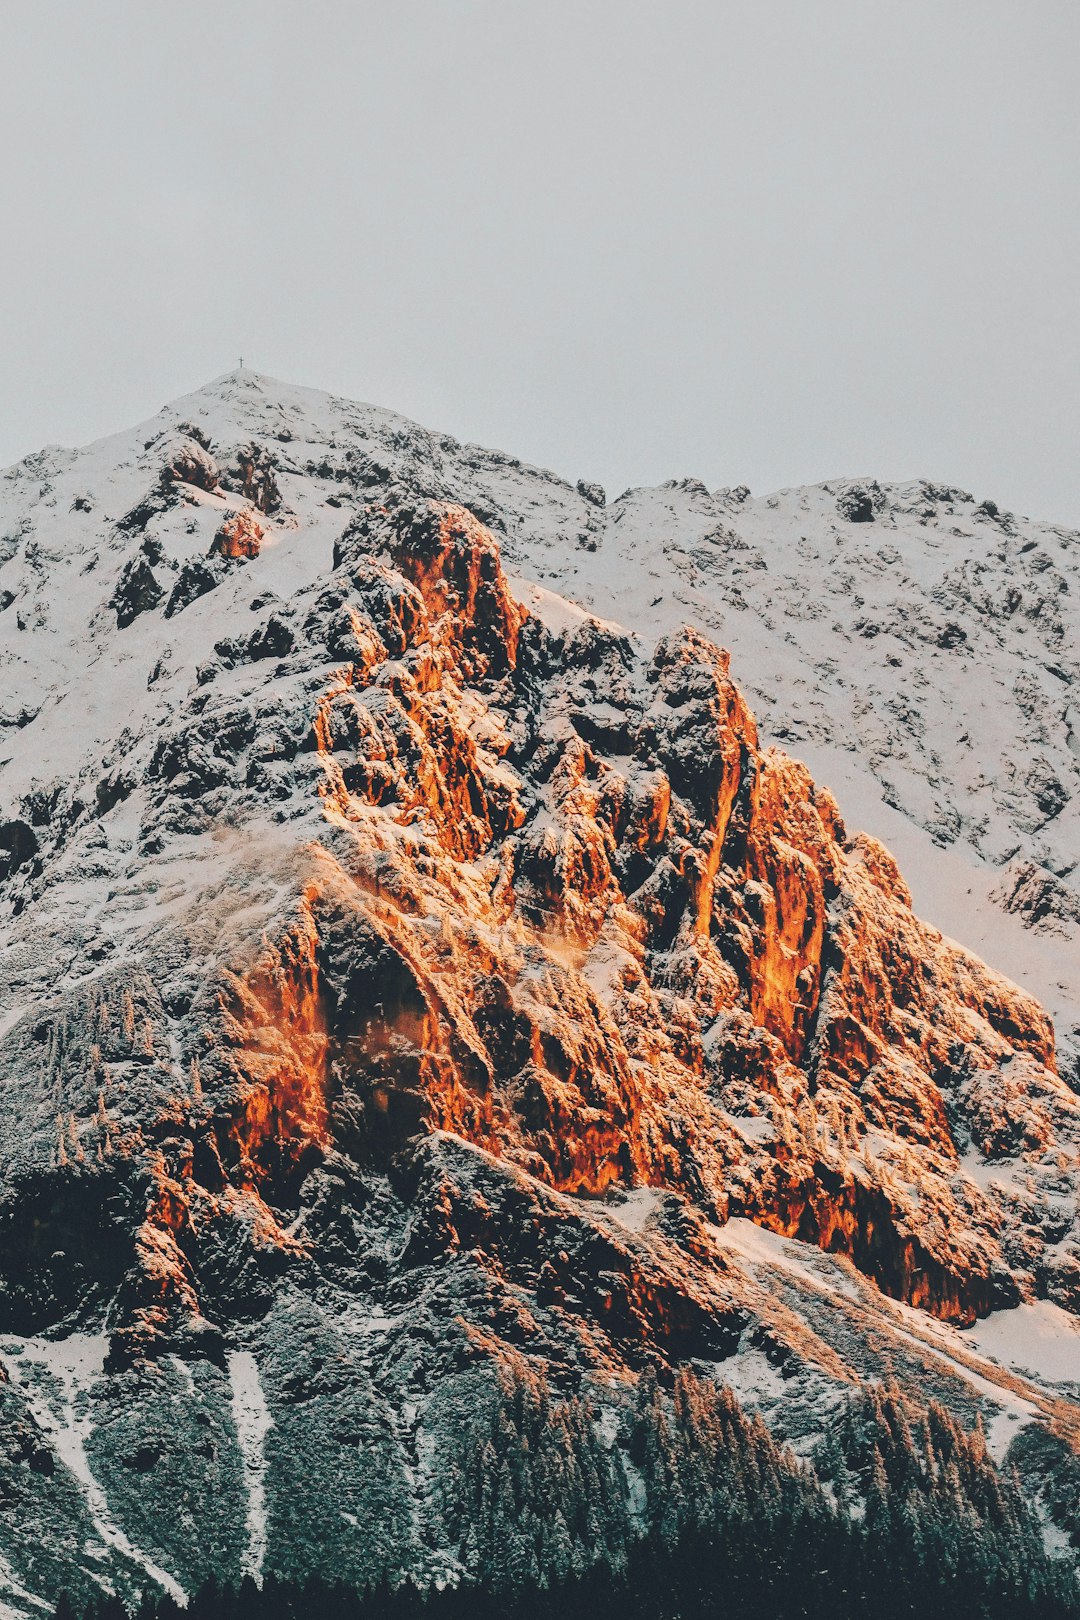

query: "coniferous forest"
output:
52 1369 1080 1620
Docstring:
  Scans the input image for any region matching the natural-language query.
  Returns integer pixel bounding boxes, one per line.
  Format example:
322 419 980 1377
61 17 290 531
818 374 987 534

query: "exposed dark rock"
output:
0 819 37 878
1026 758 1068 821
836 483 880 522
116 487 176 534
176 422 214 452
164 556 224 618
576 479 606 507
246 614 295 661
110 556 164 627
221 443 282 515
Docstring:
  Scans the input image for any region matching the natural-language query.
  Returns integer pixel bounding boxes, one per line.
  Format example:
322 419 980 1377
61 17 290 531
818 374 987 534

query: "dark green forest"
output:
55 1369 1079 1620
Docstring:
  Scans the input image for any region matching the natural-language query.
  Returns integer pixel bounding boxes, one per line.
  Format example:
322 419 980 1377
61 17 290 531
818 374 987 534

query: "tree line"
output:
54 1365 1079 1620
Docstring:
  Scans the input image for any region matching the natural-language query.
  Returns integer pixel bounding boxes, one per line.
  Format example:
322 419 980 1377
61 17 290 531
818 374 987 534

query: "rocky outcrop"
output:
222 443 282 515
110 554 165 627
836 482 885 523
164 555 224 617
993 859 1080 938
212 510 264 561
0 819 37 880
161 437 220 493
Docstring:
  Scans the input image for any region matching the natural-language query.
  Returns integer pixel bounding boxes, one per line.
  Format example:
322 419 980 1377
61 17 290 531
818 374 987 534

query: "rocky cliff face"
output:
0 375 1077 1610
511 476 1080 1056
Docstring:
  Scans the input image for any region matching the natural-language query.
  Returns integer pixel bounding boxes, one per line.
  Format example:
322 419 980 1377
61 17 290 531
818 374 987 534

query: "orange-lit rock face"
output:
383 500 527 678
212 508 264 560
162 493 1078 1329
14 490 1075 1371
213 894 330 1185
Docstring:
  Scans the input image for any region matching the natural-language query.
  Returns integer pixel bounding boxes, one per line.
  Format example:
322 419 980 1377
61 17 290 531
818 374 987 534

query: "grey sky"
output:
1 1 1077 523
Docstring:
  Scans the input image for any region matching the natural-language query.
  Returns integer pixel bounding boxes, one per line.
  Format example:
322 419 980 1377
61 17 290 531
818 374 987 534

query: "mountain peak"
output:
0 384 1078 1610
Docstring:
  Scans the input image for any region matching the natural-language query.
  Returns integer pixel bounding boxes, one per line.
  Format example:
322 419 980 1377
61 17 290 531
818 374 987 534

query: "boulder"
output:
211 510 264 561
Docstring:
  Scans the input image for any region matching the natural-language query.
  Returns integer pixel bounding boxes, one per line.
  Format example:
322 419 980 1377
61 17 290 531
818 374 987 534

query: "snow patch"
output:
602 1187 666 1232
962 1299 1080 1388
507 576 623 639
713 1348 790 1408
228 1350 273 1585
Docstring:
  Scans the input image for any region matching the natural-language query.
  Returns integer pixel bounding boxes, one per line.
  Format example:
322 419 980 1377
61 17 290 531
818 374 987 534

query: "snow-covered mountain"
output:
0 372 1077 1612
4 373 1077 1036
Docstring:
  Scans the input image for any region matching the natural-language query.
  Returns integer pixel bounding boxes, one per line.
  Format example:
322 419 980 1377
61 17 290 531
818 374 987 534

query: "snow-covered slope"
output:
0 372 1077 1611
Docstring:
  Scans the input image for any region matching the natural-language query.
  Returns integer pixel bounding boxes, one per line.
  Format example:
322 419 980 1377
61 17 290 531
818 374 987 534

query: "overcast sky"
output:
1 1 1077 522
